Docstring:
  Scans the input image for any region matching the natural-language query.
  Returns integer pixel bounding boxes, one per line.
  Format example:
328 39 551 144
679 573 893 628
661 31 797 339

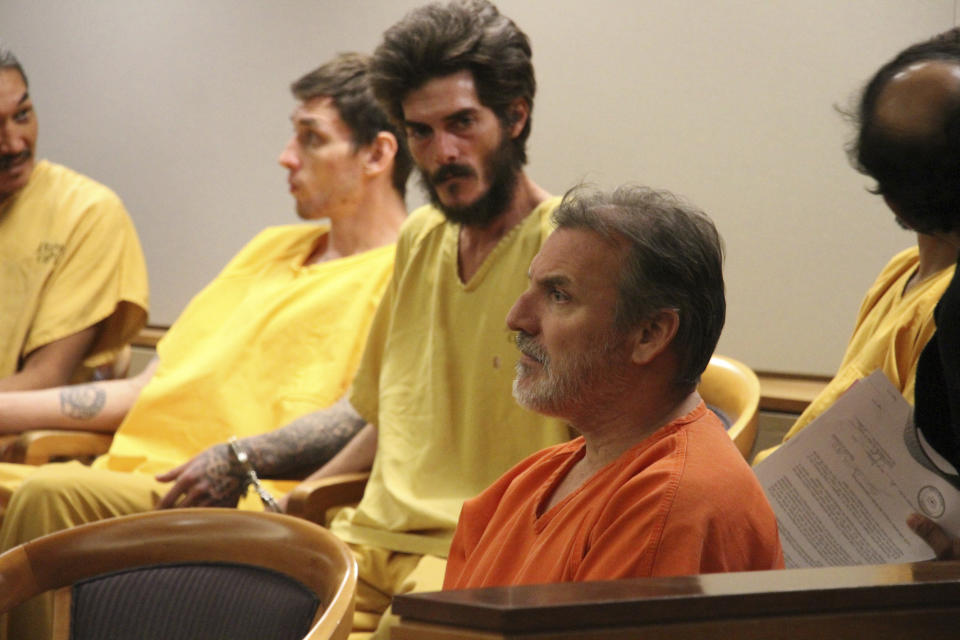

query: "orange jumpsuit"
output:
445 403 784 589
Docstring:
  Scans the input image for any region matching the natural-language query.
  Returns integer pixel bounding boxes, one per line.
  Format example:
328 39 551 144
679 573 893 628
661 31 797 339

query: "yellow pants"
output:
348 543 447 640
0 461 168 640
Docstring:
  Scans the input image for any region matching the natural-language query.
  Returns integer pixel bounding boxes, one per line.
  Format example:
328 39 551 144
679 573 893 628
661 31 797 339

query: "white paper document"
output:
754 371 960 568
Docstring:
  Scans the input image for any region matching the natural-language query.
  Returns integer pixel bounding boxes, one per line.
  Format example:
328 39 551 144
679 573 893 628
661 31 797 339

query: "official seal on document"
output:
918 485 946 518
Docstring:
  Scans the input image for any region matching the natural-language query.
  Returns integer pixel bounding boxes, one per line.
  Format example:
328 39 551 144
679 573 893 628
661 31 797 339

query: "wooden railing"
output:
131 325 167 349
757 371 829 414
392 561 960 639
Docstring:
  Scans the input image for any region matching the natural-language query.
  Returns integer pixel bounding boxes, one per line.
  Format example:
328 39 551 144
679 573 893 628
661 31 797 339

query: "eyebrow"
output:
404 107 478 129
533 274 572 289
291 115 318 128
17 91 29 105
443 108 477 124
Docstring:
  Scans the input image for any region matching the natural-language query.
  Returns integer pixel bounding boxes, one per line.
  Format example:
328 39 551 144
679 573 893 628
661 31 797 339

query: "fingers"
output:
155 447 242 510
157 476 233 509
907 513 960 560
180 483 217 509
155 462 186 483
157 473 193 509
156 468 242 509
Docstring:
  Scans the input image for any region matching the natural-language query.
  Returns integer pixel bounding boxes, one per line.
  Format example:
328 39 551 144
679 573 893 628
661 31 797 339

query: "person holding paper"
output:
847 27 960 555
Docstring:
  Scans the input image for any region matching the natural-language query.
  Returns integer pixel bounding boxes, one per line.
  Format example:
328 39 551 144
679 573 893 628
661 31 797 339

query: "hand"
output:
907 512 960 560
156 444 244 509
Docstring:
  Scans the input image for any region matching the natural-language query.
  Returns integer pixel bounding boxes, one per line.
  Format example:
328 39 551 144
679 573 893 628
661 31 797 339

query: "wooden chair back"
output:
699 354 760 458
0 509 357 640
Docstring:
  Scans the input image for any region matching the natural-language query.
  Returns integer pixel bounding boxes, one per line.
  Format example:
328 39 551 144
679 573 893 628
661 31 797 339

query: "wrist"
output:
226 437 280 512
223 440 250 480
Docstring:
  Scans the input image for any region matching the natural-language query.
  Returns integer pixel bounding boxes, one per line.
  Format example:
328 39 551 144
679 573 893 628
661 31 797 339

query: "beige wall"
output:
1 0 955 375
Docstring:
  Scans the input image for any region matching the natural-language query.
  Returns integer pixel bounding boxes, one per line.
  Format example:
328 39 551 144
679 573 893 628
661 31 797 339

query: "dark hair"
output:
851 28 960 233
0 43 28 87
292 52 412 196
553 185 726 390
370 0 535 164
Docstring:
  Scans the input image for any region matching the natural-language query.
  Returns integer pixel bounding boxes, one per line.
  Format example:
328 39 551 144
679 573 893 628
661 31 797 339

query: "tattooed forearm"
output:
249 396 367 476
59 385 107 420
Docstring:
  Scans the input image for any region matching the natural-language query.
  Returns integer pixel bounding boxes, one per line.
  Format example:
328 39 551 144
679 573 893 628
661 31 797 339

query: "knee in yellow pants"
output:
348 543 447 640
0 460 39 513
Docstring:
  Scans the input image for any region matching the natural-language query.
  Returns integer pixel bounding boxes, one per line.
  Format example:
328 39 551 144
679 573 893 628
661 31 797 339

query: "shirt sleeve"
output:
25 190 148 368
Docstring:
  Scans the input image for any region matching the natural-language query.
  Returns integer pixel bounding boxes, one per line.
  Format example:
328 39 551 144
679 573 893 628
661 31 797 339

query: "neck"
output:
305 181 406 265
457 172 550 281
910 232 958 289
575 385 700 473
539 383 700 515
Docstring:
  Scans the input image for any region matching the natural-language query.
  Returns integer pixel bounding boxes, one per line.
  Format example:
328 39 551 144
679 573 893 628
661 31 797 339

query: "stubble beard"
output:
512 331 628 417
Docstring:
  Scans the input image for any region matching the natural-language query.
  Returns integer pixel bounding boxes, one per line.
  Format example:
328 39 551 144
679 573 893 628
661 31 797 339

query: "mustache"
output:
515 332 548 365
429 163 476 185
0 150 30 171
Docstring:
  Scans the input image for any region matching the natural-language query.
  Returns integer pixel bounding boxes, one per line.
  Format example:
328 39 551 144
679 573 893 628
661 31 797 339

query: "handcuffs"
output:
227 436 281 513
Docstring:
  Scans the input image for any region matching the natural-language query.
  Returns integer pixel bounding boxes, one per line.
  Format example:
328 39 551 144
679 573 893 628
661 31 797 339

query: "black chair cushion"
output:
70 562 319 640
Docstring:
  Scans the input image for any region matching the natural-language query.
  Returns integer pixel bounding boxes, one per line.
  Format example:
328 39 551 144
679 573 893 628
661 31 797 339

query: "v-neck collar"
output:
442 199 552 291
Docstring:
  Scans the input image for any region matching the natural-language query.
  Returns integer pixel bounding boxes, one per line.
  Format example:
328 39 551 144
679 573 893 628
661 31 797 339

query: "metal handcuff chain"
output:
227 436 282 513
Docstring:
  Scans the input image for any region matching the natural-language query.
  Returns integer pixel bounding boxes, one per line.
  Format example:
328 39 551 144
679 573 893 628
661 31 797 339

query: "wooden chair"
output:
0 508 357 640
700 354 760 459
286 471 370 526
0 429 113 465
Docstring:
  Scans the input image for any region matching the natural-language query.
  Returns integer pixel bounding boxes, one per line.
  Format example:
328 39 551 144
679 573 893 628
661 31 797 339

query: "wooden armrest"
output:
0 435 18 465
285 472 370 525
3 430 113 465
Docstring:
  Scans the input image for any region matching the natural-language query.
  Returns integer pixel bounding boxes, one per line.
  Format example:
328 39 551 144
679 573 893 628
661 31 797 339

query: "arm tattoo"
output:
249 396 367 477
59 385 107 420
203 446 243 506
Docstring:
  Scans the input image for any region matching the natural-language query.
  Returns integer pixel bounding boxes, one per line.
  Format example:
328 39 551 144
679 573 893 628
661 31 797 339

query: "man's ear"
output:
507 98 530 139
362 131 398 178
629 309 680 366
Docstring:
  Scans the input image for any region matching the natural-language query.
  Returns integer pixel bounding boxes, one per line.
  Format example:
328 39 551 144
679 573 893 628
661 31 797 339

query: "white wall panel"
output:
1 0 953 374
